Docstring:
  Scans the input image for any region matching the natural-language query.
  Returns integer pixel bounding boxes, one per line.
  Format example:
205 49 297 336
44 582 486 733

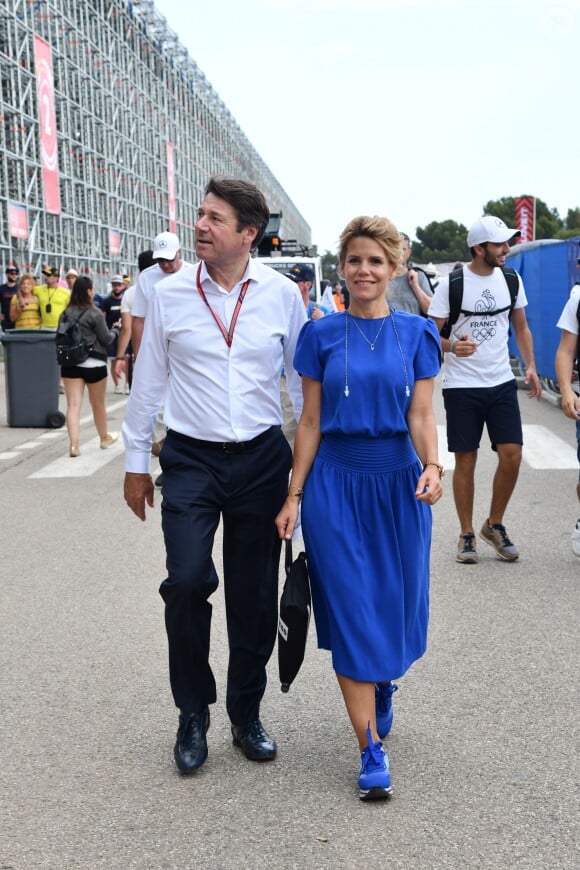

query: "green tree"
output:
411 219 469 263
321 249 339 282
564 208 580 231
482 196 563 240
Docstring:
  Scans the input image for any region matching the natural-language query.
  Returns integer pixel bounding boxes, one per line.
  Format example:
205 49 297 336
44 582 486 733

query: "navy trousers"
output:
159 426 292 725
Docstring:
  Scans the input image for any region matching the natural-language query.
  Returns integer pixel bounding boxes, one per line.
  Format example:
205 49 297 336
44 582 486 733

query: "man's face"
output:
46 273 59 287
111 281 124 296
66 275 76 289
481 241 510 268
156 255 182 275
297 280 313 303
195 193 256 267
400 237 411 266
6 270 18 284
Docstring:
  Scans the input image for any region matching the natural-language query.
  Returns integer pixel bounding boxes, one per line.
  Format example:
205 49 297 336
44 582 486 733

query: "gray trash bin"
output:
0 329 66 428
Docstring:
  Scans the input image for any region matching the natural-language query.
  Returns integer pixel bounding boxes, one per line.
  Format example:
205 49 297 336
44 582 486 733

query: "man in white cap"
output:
428 215 541 564
131 231 192 355
65 268 78 291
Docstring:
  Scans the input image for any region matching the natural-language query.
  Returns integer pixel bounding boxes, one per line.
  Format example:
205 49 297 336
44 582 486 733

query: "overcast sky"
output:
154 0 578 253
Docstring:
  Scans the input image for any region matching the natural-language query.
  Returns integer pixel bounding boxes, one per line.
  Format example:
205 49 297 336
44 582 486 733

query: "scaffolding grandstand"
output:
0 0 311 288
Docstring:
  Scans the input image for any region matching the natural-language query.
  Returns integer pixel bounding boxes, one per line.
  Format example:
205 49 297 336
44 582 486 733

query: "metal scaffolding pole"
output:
0 0 311 290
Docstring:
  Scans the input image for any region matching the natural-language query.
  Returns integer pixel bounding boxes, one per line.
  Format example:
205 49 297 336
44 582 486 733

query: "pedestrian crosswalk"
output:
0 418 576 479
437 424 578 472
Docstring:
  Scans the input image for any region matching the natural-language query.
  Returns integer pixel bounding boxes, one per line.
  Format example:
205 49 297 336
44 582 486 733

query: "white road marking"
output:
0 452 20 460
436 424 577 471
28 436 125 478
19 441 44 449
522 424 577 469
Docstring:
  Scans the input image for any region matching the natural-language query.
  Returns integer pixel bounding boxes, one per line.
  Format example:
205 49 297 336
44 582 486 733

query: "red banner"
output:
8 202 29 240
34 36 61 215
167 141 176 233
109 230 120 256
515 196 534 243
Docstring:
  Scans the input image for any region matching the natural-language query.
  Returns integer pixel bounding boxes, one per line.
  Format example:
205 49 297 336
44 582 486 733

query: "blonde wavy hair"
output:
338 215 401 271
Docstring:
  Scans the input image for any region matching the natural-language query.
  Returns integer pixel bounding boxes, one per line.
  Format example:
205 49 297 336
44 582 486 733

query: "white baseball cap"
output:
467 215 521 247
66 268 78 278
152 231 181 260
111 274 125 284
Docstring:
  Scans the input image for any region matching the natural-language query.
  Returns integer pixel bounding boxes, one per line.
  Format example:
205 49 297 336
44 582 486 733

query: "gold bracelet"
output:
423 461 444 479
288 487 304 498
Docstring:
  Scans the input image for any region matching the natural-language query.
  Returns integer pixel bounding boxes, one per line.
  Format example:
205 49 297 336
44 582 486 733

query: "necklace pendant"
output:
370 344 375 351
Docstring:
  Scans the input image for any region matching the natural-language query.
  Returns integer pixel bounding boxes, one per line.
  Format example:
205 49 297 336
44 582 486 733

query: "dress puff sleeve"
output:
412 317 442 381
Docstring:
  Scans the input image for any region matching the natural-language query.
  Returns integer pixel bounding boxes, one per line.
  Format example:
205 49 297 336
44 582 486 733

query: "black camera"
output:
45 303 52 313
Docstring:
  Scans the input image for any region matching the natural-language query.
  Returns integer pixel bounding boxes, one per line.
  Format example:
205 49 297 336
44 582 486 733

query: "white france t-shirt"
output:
556 284 580 335
428 266 527 389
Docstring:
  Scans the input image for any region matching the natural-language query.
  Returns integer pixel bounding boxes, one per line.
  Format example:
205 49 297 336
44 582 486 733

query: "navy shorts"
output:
443 379 523 453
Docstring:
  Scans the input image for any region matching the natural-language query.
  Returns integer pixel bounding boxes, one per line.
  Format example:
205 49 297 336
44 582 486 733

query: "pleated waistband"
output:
317 434 418 472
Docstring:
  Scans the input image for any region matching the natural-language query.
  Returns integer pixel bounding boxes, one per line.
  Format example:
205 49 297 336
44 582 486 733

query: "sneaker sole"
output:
456 553 478 564
359 785 393 801
479 533 519 561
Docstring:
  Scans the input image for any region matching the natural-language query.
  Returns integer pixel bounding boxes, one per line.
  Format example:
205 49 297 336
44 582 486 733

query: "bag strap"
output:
285 539 293 576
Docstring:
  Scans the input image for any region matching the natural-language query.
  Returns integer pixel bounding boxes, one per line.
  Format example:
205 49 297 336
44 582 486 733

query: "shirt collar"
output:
198 257 255 293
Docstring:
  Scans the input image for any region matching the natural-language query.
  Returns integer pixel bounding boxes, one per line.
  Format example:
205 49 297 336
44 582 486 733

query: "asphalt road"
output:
0 364 578 869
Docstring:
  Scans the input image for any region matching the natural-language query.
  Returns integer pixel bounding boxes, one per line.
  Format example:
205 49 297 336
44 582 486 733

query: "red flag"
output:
34 37 61 215
515 196 534 243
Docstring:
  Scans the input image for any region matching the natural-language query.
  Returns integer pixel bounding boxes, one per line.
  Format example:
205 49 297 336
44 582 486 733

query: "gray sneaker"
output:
456 533 478 563
479 520 519 561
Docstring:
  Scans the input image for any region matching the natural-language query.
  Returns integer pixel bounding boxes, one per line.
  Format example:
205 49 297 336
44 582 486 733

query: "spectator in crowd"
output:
555 273 580 555
389 232 433 315
428 215 541 564
59 276 120 458
123 177 305 776
65 268 78 291
102 274 127 394
275 214 442 800
334 279 349 310
1 265 19 330
36 266 70 329
286 265 331 319
9 273 41 329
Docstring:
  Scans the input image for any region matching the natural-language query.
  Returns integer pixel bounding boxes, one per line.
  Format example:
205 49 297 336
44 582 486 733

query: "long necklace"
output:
344 311 410 398
347 312 388 351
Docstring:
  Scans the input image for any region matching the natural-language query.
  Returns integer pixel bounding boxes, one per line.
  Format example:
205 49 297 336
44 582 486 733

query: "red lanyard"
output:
196 262 250 348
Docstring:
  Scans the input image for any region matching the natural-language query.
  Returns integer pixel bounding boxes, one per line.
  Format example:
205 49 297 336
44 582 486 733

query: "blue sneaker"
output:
375 681 398 739
358 725 392 801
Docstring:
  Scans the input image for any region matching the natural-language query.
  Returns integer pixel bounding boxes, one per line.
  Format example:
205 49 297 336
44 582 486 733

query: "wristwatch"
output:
423 461 444 479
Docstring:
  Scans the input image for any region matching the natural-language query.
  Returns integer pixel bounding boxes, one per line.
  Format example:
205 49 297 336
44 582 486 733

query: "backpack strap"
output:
500 266 519 317
440 268 464 338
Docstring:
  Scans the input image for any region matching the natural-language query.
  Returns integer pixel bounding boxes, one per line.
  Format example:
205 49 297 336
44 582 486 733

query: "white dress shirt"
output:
122 257 307 473
131 261 193 318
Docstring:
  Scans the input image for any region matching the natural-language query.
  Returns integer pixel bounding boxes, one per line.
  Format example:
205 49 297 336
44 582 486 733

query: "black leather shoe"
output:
231 719 277 761
174 707 210 773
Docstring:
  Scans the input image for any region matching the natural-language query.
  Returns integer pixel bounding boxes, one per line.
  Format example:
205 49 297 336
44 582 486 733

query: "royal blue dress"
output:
294 310 441 682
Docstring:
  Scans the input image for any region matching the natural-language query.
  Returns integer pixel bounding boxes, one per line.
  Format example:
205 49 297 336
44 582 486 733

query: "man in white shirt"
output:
428 215 541 565
555 275 580 555
123 177 306 775
131 231 192 356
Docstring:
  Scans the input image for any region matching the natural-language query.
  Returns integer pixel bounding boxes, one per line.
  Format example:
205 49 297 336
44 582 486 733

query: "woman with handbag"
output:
59 276 120 457
276 215 443 801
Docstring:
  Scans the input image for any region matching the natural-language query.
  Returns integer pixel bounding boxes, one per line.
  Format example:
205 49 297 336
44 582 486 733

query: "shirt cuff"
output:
125 449 152 475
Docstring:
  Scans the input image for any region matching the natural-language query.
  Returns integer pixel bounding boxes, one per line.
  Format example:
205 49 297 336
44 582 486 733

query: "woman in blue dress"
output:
276 215 443 801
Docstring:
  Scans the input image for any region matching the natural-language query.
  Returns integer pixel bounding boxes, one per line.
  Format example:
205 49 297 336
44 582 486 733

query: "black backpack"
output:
55 309 93 365
441 266 519 339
